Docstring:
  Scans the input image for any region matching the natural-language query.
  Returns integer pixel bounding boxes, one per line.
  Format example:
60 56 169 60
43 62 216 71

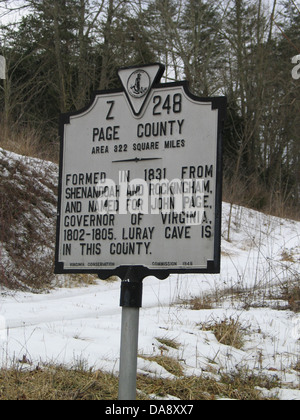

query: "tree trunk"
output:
99 0 114 90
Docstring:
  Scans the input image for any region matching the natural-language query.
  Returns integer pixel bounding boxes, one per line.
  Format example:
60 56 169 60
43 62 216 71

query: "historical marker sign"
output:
55 63 226 280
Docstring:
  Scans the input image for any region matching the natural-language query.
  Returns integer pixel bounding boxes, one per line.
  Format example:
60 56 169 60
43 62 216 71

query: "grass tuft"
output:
199 317 245 350
139 355 184 378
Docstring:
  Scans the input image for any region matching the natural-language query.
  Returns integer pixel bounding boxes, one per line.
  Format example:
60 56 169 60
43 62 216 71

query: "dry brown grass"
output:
181 295 214 310
280 281 300 313
294 361 300 373
199 317 245 350
0 123 59 163
223 174 300 221
139 354 185 378
156 337 181 350
0 364 279 400
0 365 119 400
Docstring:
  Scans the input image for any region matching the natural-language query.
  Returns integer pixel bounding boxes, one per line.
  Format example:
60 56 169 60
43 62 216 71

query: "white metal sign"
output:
55 64 226 280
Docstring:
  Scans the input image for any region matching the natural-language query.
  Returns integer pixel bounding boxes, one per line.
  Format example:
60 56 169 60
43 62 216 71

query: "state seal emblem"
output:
127 70 150 98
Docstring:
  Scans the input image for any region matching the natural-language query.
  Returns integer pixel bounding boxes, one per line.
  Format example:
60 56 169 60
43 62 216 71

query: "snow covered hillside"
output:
0 148 58 290
0 148 299 400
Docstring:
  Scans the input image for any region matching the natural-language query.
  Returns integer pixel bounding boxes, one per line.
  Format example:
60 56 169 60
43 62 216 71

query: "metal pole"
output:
0 55 6 80
118 272 143 400
118 306 140 400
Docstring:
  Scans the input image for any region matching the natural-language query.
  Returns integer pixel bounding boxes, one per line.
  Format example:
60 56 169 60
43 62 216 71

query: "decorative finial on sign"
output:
0 55 6 79
118 63 165 117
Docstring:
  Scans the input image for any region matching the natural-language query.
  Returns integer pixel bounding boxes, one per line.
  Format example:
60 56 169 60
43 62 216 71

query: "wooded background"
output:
0 0 299 218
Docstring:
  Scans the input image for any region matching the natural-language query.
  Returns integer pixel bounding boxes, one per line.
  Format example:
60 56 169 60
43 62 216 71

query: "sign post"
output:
55 63 226 400
118 269 143 400
0 55 6 80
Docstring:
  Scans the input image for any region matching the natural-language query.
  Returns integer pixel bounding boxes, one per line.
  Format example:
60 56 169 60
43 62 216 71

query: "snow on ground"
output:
0 149 299 400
